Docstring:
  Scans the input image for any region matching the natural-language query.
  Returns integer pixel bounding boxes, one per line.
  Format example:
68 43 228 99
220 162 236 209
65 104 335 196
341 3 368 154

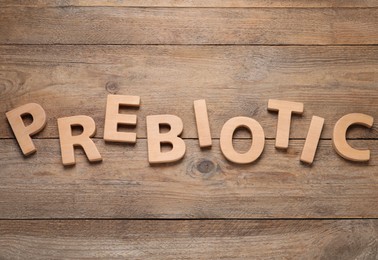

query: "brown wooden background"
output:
0 1 377 259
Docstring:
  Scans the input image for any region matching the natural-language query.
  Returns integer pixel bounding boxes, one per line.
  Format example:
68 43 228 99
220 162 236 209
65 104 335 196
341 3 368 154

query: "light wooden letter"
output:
5 103 47 156
104 94 140 143
300 116 325 164
333 113 374 162
268 99 304 149
220 116 265 164
146 115 186 164
194 99 212 147
57 115 102 166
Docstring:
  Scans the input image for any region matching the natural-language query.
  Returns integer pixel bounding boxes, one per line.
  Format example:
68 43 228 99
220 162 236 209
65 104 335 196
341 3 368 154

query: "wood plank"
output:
1 7 378 45
2 0 378 8
0 139 377 218
0 220 377 259
1 45 377 139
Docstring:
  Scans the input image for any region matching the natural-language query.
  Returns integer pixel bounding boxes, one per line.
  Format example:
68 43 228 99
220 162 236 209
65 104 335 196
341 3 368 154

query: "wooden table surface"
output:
0 1 377 259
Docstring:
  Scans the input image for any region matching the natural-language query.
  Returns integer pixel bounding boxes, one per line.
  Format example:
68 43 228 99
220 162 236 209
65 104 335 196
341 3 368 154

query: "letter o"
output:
220 117 265 164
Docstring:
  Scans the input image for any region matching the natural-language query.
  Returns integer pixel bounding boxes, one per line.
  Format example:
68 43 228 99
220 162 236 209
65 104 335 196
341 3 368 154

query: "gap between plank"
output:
0 217 377 221
1 44 378 46
1 137 378 140
6 6 378 9
0 137 378 140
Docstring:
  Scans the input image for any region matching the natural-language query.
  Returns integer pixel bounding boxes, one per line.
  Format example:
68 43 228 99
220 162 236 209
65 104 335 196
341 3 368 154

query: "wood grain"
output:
1 0 378 7
1 1 377 258
1 45 377 139
1 7 378 45
0 219 377 259
0 139 377 219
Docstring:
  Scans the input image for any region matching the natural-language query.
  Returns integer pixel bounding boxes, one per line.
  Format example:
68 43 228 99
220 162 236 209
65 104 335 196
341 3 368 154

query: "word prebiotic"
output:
5 95 374 166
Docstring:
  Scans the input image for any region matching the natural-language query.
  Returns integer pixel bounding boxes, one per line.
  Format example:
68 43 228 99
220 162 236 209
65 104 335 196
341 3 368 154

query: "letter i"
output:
300 116 324 164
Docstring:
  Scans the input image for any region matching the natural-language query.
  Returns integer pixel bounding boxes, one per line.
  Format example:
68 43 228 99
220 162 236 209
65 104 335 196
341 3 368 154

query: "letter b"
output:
146 115 186 164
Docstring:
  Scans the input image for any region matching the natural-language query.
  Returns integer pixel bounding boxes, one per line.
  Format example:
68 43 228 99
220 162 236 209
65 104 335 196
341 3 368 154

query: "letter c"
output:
333 113 374 162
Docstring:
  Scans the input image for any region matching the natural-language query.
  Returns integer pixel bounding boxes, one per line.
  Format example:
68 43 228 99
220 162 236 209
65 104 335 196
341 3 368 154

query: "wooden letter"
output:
300 116 325 164
104 94 140 143
146 115 186 164
57 115 102 166
268 99 304 149
333 113 374 162
194 99 212 147
5 103 47 156
220 117 265 164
